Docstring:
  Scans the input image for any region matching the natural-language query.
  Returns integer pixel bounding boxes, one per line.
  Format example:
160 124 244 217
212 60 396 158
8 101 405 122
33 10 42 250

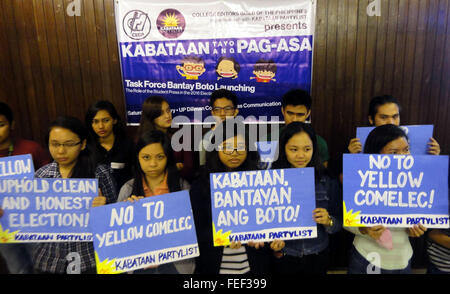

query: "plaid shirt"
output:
33 162 117 273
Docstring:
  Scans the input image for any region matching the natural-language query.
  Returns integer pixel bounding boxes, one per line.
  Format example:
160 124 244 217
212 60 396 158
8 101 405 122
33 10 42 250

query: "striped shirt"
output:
33 161 117 273
219 246 250 274
427 229 450 273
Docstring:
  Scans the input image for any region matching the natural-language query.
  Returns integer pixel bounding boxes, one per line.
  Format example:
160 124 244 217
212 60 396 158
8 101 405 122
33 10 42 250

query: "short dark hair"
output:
253 59 277 73
363 124 408 154
215 57 240 76
181 56 204 66
368 95 401 121
209 89 238 108
0 102 13 124
281 89 312 110
271 122 323 180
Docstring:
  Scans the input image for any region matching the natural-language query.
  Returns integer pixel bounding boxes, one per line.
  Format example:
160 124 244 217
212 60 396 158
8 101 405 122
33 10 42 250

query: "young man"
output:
0 102 51 274
347 95 440 154
198 89 239 166
267 89 330 167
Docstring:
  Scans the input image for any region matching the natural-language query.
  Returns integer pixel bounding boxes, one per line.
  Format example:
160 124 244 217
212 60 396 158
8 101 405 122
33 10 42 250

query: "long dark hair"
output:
364 124 409 154
138 96 170 138
46 116 96 178
85 100 126 140
131 130 181 196
271 122 323 180
205 118 260 174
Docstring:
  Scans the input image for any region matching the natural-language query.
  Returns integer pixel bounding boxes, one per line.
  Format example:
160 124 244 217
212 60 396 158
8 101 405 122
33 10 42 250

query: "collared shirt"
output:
142 172 169 197
32 161 117 273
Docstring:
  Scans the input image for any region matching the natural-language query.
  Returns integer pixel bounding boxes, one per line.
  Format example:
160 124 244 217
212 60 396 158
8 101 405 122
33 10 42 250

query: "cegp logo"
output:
157 9 186 39
123 10 151 40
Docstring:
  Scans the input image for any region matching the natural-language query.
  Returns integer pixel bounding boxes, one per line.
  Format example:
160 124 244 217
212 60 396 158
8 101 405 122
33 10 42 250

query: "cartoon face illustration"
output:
215 57 240 80
176 56 206 80
251 59 277 83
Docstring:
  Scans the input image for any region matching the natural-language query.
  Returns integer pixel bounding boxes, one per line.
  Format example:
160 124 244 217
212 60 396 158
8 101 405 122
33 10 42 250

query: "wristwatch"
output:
328 216 333 227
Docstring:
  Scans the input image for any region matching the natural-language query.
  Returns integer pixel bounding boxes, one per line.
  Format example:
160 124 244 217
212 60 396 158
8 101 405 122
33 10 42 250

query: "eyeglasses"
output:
218 144 246 155
212 106 235 114
49 141 82 149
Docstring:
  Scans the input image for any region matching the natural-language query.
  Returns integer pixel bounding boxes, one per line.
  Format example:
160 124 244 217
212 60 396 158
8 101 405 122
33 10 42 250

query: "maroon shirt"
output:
0 138 51 170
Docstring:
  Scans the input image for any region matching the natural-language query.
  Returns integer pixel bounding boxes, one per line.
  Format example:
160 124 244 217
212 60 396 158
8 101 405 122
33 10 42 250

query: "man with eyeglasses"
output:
198 89 239 166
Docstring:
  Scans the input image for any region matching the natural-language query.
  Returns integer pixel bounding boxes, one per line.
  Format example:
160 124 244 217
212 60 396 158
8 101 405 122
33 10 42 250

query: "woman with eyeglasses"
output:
85 100 135 192
32 116 118 274
138 96 195 183
189 119 271 274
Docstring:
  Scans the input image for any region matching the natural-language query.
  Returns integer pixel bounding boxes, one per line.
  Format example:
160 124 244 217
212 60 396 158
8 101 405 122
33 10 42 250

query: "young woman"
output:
85 100 135 191
345 124 427 274
117 130 193 274
268 122 341 274
137 96 194 182
189 119 271 274
33 116 117 274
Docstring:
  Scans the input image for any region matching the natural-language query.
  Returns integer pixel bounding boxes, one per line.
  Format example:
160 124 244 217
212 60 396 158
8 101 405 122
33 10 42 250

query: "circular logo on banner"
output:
123 10 151 40
157 9 186 39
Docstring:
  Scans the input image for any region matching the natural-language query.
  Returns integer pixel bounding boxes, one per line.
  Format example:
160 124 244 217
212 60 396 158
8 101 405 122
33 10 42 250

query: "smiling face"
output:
285 131 313 168
380 136 410 155
253 70 276 80
49 127 86 169
216 59 238 78
180 61 206 77
91 110 116 139
138 143 168 179
153 101 173 131
218 135 247 170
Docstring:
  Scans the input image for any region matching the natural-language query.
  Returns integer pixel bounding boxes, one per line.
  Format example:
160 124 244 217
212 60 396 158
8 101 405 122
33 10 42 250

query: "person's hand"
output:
126 195 144 203
0 208 3 218
407 224 427 237
270 240 285 251
313 208 332 226
427 138 440 155
176 162 184 171
92 196 107 207
348 138 362 153
359 225 386 240
248 241 265 249
144 265 159 270
229 241 242 249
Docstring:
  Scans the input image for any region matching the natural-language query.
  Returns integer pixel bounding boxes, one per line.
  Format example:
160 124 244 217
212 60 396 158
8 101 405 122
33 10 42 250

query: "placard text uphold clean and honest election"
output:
0 178 97 243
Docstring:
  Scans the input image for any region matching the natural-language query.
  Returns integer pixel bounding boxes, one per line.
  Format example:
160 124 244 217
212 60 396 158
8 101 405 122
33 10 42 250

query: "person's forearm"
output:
429 230 450 249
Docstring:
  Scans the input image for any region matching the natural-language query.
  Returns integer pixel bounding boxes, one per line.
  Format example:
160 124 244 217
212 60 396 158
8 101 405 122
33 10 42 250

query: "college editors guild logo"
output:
157 9 186 39
123 10 151 40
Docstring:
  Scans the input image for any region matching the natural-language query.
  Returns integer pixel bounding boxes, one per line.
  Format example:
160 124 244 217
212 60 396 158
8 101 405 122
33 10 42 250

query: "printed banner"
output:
115 0 316 124
356 125 434 155
0 178 97 243
0 154 35 179
210 168 317 246
90 190 198 274
343 154 449 228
